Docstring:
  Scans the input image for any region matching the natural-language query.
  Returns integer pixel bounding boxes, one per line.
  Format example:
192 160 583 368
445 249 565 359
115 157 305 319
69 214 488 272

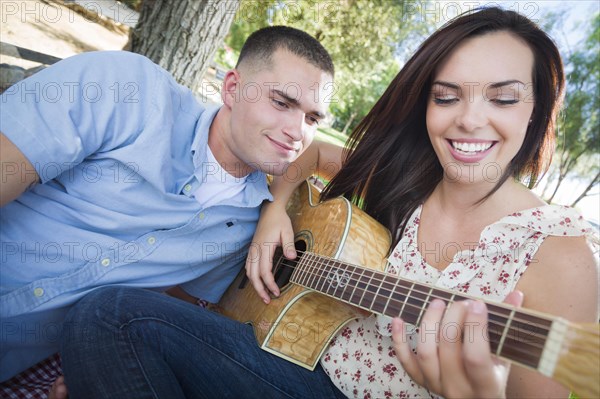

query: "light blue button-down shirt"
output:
0 51 272 380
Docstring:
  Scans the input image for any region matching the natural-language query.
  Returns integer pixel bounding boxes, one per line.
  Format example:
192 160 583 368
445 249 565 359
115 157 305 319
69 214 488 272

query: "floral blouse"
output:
320 204 596 399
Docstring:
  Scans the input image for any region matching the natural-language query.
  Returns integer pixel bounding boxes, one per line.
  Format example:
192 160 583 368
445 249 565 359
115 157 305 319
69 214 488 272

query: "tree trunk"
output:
341 112 357 135
571 171 600 207
547 170 567 203
131 0 240 92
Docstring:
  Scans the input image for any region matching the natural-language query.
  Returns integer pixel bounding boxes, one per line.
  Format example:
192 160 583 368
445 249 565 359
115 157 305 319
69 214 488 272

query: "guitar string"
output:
269 251 561 353
272 249 553 335
268 254 599 367
271 253 592 361
289 252 595 359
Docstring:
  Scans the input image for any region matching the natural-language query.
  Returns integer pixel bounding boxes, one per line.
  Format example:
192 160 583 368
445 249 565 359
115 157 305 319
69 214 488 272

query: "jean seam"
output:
122 316 299 399
120 323 163 399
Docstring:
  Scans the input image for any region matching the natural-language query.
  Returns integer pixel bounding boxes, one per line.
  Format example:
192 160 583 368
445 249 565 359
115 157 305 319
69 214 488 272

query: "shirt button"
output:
198 212 205 220
184 184 192 192
101 258 111 267
147 236 156 245
33 287 44 297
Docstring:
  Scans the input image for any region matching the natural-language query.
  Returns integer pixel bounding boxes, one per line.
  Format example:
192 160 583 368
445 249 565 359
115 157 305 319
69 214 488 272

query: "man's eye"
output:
272 99 288 108
306 115 319 126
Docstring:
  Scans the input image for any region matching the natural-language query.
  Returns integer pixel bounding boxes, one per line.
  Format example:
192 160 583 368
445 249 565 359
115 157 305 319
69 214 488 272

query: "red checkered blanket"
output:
0 353 62 399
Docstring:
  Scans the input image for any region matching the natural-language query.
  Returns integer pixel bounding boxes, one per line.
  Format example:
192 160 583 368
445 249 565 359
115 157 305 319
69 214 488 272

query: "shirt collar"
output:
190 105 273 205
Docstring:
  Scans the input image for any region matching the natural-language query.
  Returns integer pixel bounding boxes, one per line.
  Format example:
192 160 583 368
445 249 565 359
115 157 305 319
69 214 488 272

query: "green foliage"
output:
546 12 600 205
221 0 430 134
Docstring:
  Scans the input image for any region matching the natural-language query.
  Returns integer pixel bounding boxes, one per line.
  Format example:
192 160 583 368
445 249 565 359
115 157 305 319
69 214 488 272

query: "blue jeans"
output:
60 286 347 399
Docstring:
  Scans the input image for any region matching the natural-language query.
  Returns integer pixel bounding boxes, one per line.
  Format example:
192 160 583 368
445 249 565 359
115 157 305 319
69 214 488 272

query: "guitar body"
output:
218 180 391 370
218 181 600 397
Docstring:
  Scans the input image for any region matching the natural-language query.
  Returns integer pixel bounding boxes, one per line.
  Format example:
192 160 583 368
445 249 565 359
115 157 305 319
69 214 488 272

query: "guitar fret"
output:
361 270 378 310
339 263 357 303
295 253 306 286
323 258 334 296
372 274 395 314
357 269 376 308
495 310 550 369
302 253 316 288
289 252 555 376
382 274 401 316
445 293 456 319
415 287 434 326
326 259 346 297
399 282 415 320
290 255 303 284
347 267 365 305
496 307 516 356
310 253 325 290
488 305 520 355
368 271 386 312
350 268 370 307
329 258 343 296
315 254 328 291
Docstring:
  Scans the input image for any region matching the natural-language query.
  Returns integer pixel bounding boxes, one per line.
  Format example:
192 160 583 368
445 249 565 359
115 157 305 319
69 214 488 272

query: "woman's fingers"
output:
392 317 425 385
415 298 446 392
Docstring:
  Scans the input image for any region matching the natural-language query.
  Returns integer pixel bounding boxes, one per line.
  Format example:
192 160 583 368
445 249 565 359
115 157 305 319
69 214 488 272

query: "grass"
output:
316 126 348 147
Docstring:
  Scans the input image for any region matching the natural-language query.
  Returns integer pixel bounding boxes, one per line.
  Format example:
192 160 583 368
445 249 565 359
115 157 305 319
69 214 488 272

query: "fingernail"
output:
430 299 445 309
470 300 485 314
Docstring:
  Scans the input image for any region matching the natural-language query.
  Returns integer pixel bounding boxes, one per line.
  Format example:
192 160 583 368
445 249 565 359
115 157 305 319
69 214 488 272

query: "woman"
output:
247 6 597 398
61 7 597 398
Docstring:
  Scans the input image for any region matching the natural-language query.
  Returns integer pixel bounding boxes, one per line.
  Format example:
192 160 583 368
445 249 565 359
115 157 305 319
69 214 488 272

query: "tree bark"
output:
571 171 600 207
341 112 357 135
131 0 240 92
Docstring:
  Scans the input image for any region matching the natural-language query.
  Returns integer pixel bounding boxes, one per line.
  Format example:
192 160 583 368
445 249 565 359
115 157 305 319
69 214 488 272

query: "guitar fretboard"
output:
290 251 554 370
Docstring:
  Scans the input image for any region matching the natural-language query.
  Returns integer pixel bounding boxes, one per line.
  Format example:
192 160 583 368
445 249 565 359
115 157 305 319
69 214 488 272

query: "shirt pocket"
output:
185 218 249 263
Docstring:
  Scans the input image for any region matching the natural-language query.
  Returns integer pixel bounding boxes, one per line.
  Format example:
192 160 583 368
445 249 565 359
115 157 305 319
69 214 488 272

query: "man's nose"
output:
283 110 306 141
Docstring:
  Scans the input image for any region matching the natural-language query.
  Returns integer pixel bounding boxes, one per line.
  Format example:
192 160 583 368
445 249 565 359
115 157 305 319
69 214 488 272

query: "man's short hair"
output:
236 26 334 77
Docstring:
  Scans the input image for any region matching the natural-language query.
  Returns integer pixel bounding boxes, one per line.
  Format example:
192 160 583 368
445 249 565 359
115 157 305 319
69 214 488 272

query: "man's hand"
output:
245 202 296 304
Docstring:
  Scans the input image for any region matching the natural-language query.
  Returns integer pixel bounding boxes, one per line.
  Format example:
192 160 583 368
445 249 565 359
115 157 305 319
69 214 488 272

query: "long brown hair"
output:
321 7 565 251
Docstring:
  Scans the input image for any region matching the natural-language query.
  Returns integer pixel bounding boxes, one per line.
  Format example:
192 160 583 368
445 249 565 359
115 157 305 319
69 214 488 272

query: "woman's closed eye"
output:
490 97 519 105
433 96 459 105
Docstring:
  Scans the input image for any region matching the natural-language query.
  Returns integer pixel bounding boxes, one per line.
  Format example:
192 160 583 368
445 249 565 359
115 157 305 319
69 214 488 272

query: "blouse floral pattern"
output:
320 204 597 399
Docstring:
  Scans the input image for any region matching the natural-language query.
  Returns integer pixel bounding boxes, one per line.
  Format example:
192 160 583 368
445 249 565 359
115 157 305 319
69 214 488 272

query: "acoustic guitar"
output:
218 180 599 398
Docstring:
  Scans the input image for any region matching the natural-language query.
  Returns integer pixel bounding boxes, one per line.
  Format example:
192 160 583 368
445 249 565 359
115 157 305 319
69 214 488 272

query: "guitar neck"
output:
290 251 556 371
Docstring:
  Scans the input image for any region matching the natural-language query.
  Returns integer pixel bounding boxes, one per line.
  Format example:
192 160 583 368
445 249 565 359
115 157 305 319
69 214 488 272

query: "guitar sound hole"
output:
273 240 307 289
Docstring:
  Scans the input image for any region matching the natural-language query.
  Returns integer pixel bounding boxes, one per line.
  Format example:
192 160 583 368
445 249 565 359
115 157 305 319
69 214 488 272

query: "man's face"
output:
221 49 333 177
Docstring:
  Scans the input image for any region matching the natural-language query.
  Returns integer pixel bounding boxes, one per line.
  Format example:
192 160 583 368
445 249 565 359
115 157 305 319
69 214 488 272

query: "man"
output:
0 26 334 382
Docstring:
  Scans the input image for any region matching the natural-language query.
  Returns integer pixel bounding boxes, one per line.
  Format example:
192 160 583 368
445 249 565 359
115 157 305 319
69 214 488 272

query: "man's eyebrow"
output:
273 89 300 106
272 89 325 119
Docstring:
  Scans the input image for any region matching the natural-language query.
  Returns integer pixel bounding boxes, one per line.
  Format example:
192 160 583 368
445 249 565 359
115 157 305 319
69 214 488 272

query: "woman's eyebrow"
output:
431 81 460 90
432 80 525 89
487 79 526 89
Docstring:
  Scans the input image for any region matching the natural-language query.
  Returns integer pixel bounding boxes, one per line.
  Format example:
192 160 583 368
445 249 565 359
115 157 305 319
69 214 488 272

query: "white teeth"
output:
451 141 493 153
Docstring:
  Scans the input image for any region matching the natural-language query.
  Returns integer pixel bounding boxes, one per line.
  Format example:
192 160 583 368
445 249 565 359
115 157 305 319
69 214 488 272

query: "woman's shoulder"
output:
495 203 596 239
490 185 594 238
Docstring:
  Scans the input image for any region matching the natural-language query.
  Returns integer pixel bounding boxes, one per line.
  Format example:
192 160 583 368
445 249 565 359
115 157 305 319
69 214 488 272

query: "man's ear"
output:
221 69 241 109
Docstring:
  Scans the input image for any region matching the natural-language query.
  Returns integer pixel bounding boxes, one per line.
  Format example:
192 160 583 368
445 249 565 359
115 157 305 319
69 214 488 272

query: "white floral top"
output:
320 204 597 399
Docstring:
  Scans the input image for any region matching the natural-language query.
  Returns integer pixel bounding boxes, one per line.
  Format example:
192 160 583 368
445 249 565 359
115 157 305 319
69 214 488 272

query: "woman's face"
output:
426 31 535 186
